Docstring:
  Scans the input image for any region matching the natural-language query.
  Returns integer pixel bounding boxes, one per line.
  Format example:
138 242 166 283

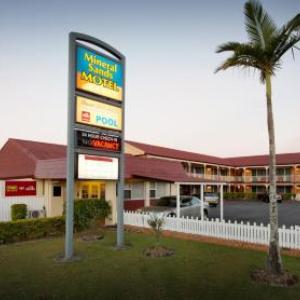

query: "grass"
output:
0 230 300 300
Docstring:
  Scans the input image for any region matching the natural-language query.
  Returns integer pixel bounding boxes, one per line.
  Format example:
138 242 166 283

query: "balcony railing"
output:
188 173 300 183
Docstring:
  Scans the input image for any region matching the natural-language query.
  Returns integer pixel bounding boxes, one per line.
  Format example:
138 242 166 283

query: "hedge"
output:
282 193 296 201
11 204 27 221
224 192 296 201
0 217 65 244
0 199 111 244
224 192 257 200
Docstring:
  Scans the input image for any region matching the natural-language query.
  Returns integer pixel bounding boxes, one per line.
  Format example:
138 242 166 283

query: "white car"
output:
140 195 209 219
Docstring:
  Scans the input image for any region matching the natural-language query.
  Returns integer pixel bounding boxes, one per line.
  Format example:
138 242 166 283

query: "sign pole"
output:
117 57 125 248
65 32 76 260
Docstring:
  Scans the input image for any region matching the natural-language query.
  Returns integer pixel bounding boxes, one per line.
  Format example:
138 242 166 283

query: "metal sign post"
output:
65 32 125 260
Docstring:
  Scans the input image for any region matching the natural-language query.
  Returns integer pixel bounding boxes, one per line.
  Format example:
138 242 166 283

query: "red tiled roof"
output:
127 141 300 167
125 155 199 182
8 138 66 160
0 138 300 181
226 153 300 167
126 140 228 165
0 139 199 182
34 158 67 179
0 139 66 179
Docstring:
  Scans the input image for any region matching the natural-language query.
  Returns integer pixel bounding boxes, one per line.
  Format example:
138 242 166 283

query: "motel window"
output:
91 185 99 199
100 183 105 199
132 183 144 199
124 183 143 200
124 184 131 200
194 166 204 175
124 190 132 200
156 183 166 198
149 182 156 199
82 185 89 199
53 186 61 197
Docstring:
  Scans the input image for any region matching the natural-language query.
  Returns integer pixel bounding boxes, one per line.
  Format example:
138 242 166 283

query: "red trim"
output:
124 199 144 211
84 155 113 162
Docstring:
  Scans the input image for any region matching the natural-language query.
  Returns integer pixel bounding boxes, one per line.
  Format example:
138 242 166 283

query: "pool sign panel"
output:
76 46 123 101
77 154 118 180
76 96 122 131
76 129 121 152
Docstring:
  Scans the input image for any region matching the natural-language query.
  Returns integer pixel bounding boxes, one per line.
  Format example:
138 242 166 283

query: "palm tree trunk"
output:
265 74 283 274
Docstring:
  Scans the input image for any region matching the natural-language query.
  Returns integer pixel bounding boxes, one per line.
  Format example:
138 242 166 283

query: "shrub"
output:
11 204 27 221
0 217 65 244
224 192 257 200
73 199 111 231
147 214 165 245
244 192 257 200
282 193 296 201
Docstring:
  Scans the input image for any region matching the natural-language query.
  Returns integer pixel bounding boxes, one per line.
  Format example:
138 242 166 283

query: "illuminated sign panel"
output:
78 154 118 180
5 181 37 197
76 129 121 152
76 96 122 131
76 46 123 101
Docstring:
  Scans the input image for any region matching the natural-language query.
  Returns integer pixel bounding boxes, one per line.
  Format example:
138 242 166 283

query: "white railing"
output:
188 173 298 183
124 211 300 250
0 197 46 221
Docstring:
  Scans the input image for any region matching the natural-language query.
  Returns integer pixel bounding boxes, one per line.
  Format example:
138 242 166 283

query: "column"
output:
176 183 180 218
220 184 224 221
144 181 150 207
201 184 204 221
188 162 192 176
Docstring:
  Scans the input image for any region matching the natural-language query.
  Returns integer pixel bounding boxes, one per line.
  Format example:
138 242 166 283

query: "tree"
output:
215 0 300 274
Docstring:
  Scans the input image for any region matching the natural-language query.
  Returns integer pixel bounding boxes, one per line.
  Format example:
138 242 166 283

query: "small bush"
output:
73 199 111 231
11 204 27 221
147 214 165 245
0 217 65 244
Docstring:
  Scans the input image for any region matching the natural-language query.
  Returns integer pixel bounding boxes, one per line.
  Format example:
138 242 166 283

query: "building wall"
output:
124 180 174 211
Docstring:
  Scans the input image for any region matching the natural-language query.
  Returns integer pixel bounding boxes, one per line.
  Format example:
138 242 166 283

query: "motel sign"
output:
65 32 125 260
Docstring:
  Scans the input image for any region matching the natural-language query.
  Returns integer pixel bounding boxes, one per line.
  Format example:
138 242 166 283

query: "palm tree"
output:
215 0 300 275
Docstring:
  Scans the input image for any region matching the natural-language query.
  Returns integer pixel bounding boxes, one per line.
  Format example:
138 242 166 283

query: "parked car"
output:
258 192 282 203
139 195 209 219
204 192 219 207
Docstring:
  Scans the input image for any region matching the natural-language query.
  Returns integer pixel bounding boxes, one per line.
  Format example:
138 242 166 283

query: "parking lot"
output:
209 200 300 227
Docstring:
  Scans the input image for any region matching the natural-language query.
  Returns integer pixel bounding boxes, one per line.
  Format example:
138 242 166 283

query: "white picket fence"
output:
0 197 46 221
124 211 300 250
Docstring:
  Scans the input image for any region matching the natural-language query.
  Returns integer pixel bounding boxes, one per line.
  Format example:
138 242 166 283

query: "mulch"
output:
251 269 299 287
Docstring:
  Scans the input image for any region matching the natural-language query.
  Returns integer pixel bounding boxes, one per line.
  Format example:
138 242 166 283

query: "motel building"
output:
0 138 300 222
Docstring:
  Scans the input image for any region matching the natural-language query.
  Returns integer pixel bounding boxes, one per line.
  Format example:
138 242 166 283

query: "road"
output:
208 200 300 227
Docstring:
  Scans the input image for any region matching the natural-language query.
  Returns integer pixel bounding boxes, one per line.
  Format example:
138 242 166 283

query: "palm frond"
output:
215 42 267 70
283 13 300 35
244 0 277 49
216 42 244 53
273 33 300 61
215 53 262 73
268 14 300 62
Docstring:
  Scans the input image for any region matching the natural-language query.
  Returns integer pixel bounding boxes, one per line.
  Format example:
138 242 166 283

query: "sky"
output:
0 0 299 157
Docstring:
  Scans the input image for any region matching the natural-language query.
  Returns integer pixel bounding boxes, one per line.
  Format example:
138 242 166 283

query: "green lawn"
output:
0 230 300 300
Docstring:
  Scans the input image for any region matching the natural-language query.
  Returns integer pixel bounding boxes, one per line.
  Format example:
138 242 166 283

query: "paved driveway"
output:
208 200 300 227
